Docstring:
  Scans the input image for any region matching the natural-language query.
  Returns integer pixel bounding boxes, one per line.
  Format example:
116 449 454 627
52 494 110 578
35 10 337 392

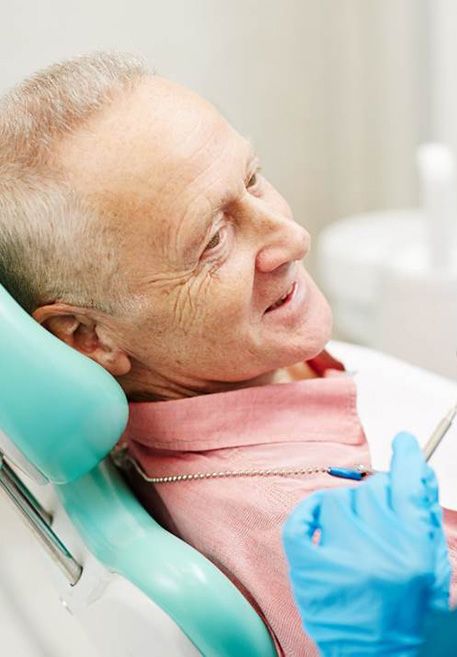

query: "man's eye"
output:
205 230 221 252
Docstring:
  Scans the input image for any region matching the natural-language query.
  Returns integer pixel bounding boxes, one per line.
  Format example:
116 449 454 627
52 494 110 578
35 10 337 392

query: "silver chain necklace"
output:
112 446 371 484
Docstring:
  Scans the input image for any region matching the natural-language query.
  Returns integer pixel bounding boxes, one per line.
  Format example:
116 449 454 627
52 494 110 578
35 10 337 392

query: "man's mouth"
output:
265 282 296 313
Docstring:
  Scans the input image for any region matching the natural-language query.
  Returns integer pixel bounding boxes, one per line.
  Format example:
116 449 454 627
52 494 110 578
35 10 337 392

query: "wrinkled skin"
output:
34 76 333 400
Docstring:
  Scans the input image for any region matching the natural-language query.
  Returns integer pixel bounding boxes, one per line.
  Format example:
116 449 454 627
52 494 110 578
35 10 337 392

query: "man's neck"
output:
120 361 318 402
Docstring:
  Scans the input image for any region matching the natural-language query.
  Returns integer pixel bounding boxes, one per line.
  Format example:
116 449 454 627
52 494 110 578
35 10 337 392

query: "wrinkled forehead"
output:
57 76 250 220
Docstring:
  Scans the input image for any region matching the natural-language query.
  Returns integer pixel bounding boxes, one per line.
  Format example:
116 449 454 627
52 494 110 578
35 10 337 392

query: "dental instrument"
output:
423 401 457 462
325 400 457 481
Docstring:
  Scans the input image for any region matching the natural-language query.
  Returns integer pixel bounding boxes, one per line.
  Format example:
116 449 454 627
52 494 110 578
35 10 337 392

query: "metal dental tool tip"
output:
423 401 457 462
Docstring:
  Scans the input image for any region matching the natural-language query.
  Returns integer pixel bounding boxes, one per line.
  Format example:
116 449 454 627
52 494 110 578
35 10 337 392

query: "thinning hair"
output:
0 51 148 314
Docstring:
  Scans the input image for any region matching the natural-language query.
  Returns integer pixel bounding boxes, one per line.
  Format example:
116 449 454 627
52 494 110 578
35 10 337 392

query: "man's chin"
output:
280 302 333 365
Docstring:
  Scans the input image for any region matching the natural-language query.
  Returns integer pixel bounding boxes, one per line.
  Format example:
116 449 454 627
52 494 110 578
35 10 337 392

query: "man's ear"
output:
32 303 132 377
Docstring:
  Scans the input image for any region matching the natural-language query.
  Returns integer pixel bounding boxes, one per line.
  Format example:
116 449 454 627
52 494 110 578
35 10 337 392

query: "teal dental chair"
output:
0 283 277 657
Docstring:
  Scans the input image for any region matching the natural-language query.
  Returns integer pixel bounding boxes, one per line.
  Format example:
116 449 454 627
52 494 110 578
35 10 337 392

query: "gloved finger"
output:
428 529 452 612
390 432 430 521
316 486 359 547
427 503 451 613
283 491 324 561
422 465 440 509
351 471 390 522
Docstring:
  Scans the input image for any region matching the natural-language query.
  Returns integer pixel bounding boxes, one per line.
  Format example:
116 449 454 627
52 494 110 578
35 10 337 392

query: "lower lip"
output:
263 278 307 323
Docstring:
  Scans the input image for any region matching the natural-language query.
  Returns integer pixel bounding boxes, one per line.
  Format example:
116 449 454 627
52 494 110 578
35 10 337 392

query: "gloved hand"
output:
283 432 451 657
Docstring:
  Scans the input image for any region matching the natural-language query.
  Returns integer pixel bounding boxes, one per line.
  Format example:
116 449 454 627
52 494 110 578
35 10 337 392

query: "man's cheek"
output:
200 300 245 347
167 282 206 334
215 285 247 323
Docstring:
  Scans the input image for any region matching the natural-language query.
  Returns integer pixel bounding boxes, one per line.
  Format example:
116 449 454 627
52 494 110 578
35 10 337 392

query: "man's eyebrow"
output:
247 154 261 177
217 148 259 207
181 145 260 259
245 142 260 170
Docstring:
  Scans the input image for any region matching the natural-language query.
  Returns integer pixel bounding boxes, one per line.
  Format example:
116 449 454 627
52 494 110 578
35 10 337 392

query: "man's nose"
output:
254 211 311 274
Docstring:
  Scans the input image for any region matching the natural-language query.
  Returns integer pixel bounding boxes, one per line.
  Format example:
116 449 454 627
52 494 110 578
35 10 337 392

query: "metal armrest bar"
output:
0 451 82 585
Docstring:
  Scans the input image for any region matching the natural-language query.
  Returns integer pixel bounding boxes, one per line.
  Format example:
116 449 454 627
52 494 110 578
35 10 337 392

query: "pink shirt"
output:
124 350 457 656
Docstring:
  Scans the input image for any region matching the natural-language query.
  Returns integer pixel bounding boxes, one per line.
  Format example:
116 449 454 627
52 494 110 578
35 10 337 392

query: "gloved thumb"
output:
390 432 431 520
283 491 324 562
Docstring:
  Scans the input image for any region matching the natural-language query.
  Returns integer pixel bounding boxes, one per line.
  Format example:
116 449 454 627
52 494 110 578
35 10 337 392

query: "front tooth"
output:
282 285 292 300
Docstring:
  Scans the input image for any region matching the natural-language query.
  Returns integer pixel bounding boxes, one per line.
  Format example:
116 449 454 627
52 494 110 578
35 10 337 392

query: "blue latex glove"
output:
283 433 451 657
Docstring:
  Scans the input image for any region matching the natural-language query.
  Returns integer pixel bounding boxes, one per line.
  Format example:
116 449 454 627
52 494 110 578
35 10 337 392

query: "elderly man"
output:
1 53 456 657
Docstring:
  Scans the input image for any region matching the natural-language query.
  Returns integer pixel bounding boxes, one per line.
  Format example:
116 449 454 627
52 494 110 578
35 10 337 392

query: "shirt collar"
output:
124 349 362 451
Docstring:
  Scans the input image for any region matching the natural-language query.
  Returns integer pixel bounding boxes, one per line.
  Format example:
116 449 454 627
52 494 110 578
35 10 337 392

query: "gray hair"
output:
0 51 148 314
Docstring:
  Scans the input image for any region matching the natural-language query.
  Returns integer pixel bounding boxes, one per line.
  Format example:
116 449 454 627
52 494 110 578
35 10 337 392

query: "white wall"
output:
0 0 429 270
428 0 457 152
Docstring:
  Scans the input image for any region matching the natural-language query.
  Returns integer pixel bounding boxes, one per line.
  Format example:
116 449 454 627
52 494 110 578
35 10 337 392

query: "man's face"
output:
58 77 332 395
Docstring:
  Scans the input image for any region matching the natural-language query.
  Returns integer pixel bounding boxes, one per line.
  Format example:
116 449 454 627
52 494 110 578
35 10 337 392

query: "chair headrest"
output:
0 284 129 484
